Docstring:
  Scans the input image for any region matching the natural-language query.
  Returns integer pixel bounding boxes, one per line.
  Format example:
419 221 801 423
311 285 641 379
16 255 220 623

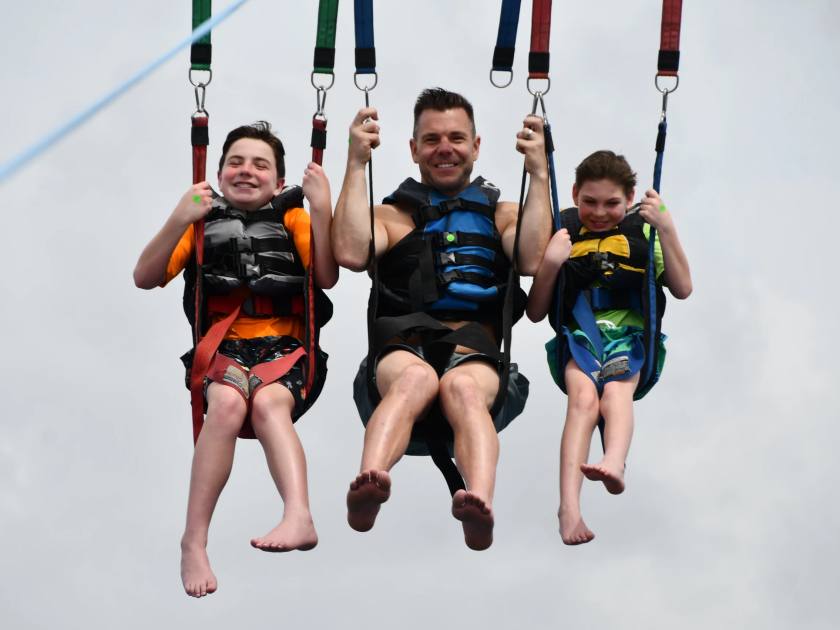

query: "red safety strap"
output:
191 115 209 346
189 295 246 443
249 346 307 398
311 117 327 166
657 0 683 77
528 0 552 79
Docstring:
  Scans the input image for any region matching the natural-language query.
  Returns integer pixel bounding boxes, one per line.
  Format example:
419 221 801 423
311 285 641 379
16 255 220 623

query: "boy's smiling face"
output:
573 178 634 232
218 138 284 210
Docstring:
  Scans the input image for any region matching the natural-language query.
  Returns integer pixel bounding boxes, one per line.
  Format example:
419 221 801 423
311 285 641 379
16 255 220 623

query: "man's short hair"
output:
219 121 286 179
575 150 637 196
413 88 476 137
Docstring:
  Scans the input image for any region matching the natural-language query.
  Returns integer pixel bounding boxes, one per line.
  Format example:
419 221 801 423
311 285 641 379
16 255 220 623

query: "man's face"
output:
573 178 634 232
410 108 480 194
218 138 284 210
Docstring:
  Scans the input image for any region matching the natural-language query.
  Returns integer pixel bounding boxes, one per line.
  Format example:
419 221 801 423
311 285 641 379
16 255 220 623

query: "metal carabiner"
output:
194 84 207 115
314 86 328 120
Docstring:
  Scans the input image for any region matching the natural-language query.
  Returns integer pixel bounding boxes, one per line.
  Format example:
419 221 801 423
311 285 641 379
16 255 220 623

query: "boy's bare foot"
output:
581 461 625 495
250 515 318 552
180 542 218 598
346 470 391 532
558 505 595 545
451 489 494 551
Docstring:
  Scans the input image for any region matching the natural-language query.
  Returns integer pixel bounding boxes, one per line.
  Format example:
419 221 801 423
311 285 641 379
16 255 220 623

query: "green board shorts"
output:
546 325 666 401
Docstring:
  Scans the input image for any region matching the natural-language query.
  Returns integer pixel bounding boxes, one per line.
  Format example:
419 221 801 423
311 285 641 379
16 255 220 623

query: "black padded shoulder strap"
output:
271 185 305 212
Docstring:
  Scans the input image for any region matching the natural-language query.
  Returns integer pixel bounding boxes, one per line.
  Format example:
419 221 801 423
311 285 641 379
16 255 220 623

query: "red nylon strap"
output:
658 0 683 77
191 115 209 345
249 346 307 398
189 296 245 443
311 118 327 166
305 243 317 394
529 0 552 79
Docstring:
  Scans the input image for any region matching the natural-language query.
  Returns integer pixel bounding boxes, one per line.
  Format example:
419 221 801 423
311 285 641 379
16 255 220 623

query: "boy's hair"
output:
219 121 286 179
413 88 476 137
575 150 637 196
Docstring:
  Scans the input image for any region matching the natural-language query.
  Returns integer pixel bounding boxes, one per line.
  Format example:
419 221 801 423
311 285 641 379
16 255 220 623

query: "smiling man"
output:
332 88 551 550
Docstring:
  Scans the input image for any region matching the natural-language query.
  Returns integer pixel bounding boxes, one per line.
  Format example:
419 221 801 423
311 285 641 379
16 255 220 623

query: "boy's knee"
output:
250 384 295 427
568 383 600 418
205 384 248 435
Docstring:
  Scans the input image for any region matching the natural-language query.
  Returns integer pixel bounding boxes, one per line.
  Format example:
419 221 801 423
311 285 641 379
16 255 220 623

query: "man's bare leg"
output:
580 373 639 495
181 383 247 597
440 361 499 551
558 361 599 545
347 351 438 531
249 383 318 552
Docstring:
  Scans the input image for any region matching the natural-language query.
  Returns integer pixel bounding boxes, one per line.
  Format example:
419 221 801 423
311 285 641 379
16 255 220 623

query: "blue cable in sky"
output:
0 0 250 183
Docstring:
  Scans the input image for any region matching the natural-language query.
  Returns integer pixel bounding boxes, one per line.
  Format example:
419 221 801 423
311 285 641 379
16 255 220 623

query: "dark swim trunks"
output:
181 335 326 421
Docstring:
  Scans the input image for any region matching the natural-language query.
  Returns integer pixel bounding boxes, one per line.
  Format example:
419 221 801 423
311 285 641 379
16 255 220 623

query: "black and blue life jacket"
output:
376 176 523 326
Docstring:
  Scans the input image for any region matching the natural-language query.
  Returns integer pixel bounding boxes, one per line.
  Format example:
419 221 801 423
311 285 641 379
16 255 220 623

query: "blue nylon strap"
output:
571 293 605 360
354 0 376 74
0 0 250 183
640 118 667 389
492 0 522 71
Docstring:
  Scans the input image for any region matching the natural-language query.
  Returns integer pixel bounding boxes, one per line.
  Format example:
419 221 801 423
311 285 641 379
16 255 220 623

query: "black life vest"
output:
557 206 658 315
183 186 332 331
376 177 523 326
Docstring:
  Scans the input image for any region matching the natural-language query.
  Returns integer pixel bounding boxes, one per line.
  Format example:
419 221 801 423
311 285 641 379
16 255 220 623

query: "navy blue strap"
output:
492 0 522 72
571 293 604 360
354 0 376 74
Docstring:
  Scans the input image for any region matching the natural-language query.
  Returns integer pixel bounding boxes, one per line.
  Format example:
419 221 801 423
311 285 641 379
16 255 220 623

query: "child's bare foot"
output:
180 541 218 598
251 514 318 552
346 470 391 532
558 505 595 545
451 489 494 551
581 461 625 495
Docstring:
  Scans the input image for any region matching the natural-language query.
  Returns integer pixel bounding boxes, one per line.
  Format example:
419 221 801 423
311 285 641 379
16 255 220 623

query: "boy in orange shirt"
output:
134 122 337 597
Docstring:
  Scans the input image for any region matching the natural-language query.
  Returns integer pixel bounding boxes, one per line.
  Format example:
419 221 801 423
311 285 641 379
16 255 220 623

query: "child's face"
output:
218 138 284 210
572 178 634 232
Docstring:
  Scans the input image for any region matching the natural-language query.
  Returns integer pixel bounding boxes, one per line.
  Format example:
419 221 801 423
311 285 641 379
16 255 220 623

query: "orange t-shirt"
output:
163 206 311 341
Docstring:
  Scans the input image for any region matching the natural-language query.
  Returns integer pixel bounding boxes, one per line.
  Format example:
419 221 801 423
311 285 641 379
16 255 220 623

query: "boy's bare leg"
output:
558 361 600 545
181 383 247 597
249 382 318 552
581 373 639 495
439 361 500 551
347 351 438 531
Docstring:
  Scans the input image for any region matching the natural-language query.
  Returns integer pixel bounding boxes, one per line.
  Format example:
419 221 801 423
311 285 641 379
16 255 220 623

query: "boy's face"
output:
218 138 284 210
573 178 634 232
410 107 480 195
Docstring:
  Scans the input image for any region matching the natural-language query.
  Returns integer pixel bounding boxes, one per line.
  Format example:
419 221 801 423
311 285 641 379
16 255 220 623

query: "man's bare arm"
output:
499 115 552 276
333 107 389 271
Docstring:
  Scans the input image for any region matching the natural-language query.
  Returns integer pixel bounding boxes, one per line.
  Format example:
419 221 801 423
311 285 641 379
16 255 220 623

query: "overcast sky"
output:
2 1 838 628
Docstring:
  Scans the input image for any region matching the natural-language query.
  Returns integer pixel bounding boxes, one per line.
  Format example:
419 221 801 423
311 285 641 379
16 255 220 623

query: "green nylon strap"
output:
191 0 212 70
314 0 340 74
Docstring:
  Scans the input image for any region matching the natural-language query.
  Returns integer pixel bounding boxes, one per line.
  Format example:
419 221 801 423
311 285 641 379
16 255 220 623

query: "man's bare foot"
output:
180 541 218 598
558 505 595 545
346 470 391 532
451 489 494 551
581 461 625 495
250 514 318 552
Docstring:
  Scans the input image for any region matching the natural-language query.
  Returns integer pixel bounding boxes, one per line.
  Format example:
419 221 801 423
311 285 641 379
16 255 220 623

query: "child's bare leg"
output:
249 383 318 552
181 383 247 597
439 362 499 551
347 351 438 532
558 361 600 545
581 373 639 495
